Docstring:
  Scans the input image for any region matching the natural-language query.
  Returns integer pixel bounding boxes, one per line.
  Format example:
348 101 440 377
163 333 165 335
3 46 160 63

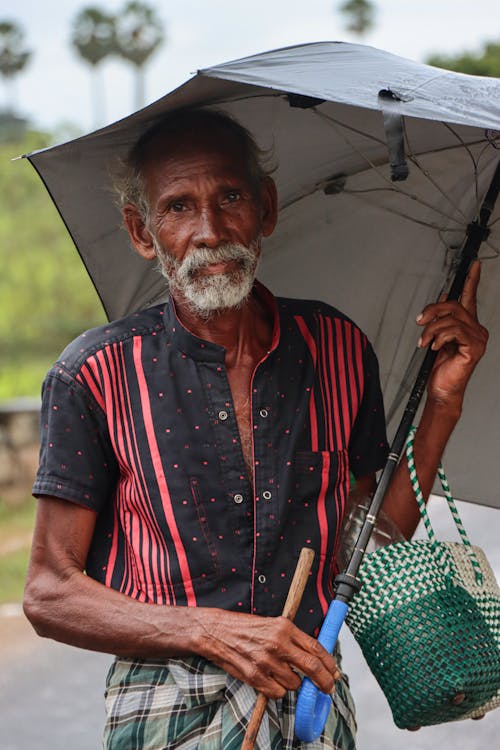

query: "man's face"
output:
135 131 276 316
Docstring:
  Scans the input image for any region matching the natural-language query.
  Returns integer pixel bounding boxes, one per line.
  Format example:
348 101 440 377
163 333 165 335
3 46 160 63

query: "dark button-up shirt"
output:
33 282 388 635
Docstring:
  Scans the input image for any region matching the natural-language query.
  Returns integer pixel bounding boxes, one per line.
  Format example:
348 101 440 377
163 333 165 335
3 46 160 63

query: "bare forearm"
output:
24 566 214 658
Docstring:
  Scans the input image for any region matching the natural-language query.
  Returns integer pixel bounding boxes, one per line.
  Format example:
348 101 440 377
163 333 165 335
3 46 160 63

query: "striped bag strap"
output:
406 426 483 585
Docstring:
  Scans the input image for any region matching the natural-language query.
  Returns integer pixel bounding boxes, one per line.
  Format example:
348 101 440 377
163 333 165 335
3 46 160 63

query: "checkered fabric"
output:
104 654 356 749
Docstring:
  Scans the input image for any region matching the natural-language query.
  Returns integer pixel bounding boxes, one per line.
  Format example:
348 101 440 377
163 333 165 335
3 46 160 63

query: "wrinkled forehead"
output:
139 125 249 176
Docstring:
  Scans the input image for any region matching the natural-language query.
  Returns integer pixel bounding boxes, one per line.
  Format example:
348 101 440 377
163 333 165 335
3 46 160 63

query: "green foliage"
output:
0 130 105 399
427 42 500 77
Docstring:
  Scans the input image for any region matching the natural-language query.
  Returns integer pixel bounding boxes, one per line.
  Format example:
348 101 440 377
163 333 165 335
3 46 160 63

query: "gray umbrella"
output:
24 41 500 508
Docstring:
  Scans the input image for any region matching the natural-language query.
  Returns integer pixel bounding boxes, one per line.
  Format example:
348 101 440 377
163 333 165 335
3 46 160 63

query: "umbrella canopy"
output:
25 41 500 508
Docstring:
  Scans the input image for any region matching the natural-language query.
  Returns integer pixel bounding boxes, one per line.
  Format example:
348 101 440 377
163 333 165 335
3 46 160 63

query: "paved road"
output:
0 610 111 750
1 498 499 749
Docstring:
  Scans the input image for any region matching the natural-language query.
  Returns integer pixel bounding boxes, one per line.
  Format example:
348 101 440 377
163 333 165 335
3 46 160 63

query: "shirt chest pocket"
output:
292 449 348 500
288 449 350 552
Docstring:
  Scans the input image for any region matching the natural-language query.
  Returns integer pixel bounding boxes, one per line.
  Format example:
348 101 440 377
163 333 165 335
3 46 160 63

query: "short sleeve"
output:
348 340 388 478
32 365 119 511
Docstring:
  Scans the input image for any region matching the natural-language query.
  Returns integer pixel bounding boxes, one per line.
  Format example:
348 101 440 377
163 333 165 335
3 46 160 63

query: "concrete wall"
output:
0 399 40 506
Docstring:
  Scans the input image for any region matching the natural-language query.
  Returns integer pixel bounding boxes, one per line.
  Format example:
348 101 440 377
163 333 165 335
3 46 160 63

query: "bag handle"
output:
406 426 483 585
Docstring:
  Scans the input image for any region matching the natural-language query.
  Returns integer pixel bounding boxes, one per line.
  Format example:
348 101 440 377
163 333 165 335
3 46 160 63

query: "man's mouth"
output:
195 259 241 276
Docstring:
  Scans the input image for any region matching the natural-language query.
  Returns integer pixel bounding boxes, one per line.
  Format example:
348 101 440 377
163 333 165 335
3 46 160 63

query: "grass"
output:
0 496 36 605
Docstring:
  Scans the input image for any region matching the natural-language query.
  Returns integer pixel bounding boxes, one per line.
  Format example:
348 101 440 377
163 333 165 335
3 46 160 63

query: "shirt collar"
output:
162 280 281 363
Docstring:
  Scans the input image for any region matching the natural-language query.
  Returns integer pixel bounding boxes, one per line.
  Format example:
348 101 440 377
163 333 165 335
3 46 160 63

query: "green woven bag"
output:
346 428 500 729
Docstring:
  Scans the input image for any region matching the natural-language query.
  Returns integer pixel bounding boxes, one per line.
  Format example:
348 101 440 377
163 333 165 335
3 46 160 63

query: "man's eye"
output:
224 191 241 203
169 201 186 212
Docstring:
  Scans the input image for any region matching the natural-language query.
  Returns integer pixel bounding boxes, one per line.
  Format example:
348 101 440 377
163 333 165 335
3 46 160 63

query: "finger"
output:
418 315 487 354
416 260 482 326
264 661 302 692
417 299 474 324
429 328 474 353
216 652 291 699
418 316 473 349
459 259 481 319
286 638 338 693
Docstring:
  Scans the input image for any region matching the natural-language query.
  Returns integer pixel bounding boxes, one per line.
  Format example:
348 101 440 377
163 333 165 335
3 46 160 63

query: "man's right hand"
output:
192 609 339 699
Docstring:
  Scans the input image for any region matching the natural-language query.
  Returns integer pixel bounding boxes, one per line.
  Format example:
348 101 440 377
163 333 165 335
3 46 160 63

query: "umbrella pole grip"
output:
294 599 349 742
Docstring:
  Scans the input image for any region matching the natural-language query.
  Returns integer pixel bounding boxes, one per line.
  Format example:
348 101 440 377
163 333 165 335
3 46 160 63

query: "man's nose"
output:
192 205 228 248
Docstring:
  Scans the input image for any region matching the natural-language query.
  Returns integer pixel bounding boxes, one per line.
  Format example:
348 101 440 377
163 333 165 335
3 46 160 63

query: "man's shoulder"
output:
275 295 362 330
54 304 166 376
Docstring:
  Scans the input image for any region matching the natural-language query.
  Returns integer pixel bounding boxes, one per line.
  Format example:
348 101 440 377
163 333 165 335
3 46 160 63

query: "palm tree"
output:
0 20 31 113
115 1 164 110
339 0 376 36
71 7 116 127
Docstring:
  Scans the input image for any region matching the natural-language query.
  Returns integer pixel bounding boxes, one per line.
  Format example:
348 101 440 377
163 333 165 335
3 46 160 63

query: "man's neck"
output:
171 290 272 368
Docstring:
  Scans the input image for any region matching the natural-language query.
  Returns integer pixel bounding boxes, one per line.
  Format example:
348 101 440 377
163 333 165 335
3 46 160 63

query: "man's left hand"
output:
416 260 488 409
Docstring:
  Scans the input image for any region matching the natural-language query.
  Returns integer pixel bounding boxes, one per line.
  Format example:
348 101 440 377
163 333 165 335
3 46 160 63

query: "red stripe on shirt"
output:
333 318 351 443
106 343 159 603
316 451 331 615
294 315 319 451
76 363 105 411
317 315 334 451
132 336 197 606
95 347 144 600
344 323 359 420
116 341 173 605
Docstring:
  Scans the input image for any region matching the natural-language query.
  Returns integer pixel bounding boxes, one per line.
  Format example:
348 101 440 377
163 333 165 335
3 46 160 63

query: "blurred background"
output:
1 1 499 748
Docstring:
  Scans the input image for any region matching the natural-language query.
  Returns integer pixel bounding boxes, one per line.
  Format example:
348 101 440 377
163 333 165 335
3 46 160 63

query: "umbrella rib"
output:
342 189 462 232
313 108 386 146
481 238 500 260
402 120 468 222
441 123 481 207
345 185 464 227
313 110 469 226
313 110 490 158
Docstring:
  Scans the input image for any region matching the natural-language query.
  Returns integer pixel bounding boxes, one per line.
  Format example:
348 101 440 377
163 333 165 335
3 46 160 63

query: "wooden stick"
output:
241 547 315 750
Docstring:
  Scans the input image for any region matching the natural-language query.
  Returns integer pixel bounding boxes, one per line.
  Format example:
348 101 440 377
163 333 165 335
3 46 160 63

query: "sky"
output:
2 0 500 134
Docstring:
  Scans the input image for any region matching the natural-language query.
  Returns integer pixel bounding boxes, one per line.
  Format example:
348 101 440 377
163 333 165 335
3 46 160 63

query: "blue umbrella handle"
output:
294 599 348 742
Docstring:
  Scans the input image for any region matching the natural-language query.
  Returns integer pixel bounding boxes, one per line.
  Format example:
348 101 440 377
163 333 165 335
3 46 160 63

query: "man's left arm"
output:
380 260 488 538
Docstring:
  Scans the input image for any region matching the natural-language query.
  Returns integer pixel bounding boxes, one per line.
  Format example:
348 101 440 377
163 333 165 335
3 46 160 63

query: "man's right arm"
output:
24 496 338 700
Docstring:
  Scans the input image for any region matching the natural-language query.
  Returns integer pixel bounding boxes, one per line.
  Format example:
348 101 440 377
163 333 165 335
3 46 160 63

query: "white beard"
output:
154 240 260 318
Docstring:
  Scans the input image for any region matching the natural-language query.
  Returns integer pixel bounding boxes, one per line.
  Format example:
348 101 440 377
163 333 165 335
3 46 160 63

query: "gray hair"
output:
112 108 274 226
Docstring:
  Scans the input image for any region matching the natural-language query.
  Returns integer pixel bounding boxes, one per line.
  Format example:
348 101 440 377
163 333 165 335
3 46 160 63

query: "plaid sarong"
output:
104 651 357 750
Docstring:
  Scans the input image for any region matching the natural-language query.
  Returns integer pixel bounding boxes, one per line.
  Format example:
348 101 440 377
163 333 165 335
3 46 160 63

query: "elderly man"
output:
24 109 487 750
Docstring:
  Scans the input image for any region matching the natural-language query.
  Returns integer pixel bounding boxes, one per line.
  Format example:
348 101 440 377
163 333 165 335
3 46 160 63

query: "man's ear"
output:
260 176 278 238
122 204 157 260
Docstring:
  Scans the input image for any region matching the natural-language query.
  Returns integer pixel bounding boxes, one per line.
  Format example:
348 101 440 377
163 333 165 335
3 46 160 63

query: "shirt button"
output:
262 490 272 500
218 410 228 421
234 493 244 504
259 408 269 418
258 574 266 584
